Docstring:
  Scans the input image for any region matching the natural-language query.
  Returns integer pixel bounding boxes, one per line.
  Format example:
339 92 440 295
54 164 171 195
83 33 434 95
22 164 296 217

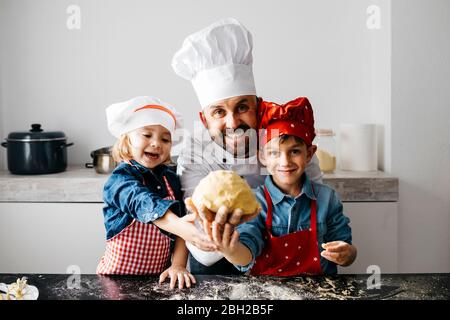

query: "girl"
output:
97 96 216 289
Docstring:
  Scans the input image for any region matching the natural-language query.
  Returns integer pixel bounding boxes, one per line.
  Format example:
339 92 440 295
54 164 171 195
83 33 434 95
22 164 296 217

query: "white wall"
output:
0 0 390 169
1 0 448 274
392 0 450 272
367 3 391 172
0 2 6 170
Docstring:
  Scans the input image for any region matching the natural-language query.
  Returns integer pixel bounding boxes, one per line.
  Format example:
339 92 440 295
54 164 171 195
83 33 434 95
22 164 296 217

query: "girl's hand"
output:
320 241 357 266
179 213 218 252
185 197 215 239
185 198 260 240
159 265 196 289
156 210 217 251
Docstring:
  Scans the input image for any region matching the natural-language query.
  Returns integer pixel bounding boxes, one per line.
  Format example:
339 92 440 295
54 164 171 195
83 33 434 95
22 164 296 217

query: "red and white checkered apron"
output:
97 176 176 275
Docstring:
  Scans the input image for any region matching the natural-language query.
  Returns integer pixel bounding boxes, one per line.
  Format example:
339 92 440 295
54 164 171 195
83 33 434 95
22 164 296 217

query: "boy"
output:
211 97 357 275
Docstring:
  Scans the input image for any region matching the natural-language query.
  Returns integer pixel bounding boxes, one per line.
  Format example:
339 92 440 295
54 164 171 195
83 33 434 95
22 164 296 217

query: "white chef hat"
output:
105 96 183 141
172 17 256 108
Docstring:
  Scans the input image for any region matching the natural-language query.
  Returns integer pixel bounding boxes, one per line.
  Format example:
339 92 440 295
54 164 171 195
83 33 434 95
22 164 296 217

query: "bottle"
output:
315 129 337 173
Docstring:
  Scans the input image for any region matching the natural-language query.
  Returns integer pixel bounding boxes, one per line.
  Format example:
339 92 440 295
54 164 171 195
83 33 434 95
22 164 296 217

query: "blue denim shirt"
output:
237 174 352 275
102 160 185 240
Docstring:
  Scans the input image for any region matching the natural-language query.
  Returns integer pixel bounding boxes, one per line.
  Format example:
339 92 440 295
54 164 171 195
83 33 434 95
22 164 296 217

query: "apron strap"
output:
140 170 176 201
162 175 176 200
309 182 317 236
263 186 273 230
310 198 317 232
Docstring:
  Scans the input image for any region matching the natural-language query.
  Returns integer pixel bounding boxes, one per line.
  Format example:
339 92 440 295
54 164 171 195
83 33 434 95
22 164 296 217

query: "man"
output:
172 18 322 274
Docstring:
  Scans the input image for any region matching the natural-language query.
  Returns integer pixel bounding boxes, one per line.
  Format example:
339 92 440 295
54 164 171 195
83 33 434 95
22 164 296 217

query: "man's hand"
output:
320 241 357 266
185 197 261 240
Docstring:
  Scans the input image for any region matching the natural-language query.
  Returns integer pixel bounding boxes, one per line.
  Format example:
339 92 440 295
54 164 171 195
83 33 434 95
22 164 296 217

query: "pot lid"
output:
6 124 66 141
90 146 112 157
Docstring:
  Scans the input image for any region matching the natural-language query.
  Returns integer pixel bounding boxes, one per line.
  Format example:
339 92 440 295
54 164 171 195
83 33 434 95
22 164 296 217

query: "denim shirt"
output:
237 174 352 275
102 160 185 240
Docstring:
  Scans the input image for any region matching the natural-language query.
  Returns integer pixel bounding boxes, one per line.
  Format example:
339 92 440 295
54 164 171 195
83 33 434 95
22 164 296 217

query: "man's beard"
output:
212 125 258 158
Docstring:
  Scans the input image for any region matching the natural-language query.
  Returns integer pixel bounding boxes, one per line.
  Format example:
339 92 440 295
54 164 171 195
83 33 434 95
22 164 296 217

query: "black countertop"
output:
1 273 449 300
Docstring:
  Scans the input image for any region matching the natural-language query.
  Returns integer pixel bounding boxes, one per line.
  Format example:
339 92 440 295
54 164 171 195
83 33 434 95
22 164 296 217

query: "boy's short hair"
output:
265 134 306 148
277 134 306 146
111 134 172 165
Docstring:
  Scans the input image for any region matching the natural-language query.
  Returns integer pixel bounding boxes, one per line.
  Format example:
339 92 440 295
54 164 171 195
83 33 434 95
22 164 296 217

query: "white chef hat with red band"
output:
171 17 256 108
106 96 183 140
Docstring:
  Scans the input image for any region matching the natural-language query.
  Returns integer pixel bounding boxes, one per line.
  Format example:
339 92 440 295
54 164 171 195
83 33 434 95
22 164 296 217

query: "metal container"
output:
1 124 73 175
85 146 118 174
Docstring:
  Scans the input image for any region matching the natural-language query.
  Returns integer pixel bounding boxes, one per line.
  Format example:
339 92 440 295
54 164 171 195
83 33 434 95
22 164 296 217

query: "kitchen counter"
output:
0 166 398 202
0 273 448 300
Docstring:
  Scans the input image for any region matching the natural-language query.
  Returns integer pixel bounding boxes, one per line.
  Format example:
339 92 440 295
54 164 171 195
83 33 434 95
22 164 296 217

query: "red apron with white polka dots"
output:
250 183 322 276
96 176 176 275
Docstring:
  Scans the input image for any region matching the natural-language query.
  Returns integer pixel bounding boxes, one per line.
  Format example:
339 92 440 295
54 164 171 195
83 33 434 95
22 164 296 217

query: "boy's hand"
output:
320 241 357 266
214 206 261 228
211 222 240 256
210 222 253 267
159 265 196 289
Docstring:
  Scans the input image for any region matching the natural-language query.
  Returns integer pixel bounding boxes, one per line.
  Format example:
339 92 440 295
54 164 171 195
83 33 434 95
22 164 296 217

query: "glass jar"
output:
315 129 337 173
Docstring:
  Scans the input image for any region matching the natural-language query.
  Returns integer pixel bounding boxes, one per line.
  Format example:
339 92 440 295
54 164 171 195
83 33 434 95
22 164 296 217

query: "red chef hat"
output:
258 97 315 146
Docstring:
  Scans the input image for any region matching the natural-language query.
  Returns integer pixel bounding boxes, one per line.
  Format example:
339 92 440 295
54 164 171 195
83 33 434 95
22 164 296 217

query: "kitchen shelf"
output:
0 166 398 203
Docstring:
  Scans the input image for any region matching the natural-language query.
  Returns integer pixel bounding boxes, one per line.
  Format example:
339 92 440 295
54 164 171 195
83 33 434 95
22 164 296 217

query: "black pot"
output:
1 124 74 175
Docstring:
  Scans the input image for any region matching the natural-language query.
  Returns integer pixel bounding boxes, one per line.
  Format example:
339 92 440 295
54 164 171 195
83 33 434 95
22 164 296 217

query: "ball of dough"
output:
192 170 260 215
